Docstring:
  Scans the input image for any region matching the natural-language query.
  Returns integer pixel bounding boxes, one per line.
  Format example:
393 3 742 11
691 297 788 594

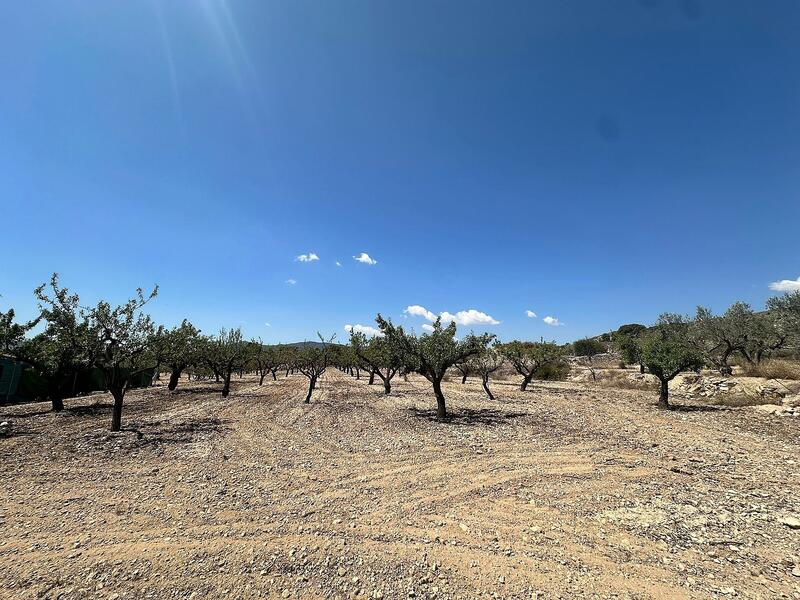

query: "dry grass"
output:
741 359 800 381
596 370 658 392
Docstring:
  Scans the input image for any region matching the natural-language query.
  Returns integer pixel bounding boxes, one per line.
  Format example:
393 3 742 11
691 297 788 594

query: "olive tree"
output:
469 347 504 400
375 315 493 419
741 311 788 366
350 331 403 395
640 313 704 409
692 303 751 375
767 291 800 349
498 340 563 391
612 324 646 372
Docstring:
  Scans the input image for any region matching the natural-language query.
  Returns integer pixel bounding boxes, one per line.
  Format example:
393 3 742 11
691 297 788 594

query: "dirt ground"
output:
1 370 799 600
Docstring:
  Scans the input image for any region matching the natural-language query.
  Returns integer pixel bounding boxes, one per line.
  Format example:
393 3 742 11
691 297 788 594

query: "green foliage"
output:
767 291 800 352
375 314 493 417
613 334 641 367
640 313 704 407
350 331 404 393
497 340 564 390
375 315 493 383
573 338 605 359
614 324 646 339
0 308 39 356
533 359 571 381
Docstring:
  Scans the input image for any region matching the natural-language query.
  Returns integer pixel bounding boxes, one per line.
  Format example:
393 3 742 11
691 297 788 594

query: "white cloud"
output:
404 305 436 321
525 310 537 318
353 252 378 265
543 316 563 327
335 261 342 267
285 279 297 285
421 323 435 332
769 277 800 292
296 253 319 263
264 322 272 327
404 305 500 326
344 324 384 338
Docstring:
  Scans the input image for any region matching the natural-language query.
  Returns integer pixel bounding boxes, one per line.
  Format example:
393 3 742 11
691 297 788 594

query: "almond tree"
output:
18 276 96 411
250 339 282 385
470 347 504 400
350 331 403 395
296 335 336 403
640 313 704 409
160 320 201 390
375 315 493 419
454 361 471 384
208 328 247 397
85 285 159 431
498 340 563 391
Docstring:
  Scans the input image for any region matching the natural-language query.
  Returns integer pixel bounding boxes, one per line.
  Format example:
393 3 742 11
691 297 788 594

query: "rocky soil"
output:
1 370 799 599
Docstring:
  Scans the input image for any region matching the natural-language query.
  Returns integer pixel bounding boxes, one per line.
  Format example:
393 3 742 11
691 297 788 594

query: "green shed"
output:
0 356 25 402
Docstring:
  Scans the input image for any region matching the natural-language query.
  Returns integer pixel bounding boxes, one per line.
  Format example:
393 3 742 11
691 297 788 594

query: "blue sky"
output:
1 1 798 343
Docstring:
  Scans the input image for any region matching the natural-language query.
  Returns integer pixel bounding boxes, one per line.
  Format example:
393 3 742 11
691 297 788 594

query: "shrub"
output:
534 360 570 381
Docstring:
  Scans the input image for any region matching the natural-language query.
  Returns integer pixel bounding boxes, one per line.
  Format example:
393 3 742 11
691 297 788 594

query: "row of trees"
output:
3 274 798 427
606 295 800 407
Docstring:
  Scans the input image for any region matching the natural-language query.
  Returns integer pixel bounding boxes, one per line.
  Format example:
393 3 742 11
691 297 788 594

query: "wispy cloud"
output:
296 253 319 263
353 252 378 265
335 261 342 267
285 278 297 285
421 323 435 333
344 324 384 337
264 322 272 327
404 305 500 326
543 316 563 327
769 277 800 292
525 310 537 318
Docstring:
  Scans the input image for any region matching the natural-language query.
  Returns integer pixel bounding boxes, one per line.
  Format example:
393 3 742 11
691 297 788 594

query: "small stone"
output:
779 516 800 529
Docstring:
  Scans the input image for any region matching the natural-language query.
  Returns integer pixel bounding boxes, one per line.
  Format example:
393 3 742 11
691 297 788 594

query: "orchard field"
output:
2 369 799 600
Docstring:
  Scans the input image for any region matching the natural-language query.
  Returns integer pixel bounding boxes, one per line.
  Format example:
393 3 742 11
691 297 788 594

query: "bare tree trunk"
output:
271 369 278 381
383 378 391 395
482 375 494 400
658 378 670 409
259 372 266 385
168 368 182 391
639 363 645 374
432 378 447 419
51 396 64 412
520 373 534 391
222 372 232 397
461 373 467 384
368 370 375 385
110 388 125 432
305 376 316 403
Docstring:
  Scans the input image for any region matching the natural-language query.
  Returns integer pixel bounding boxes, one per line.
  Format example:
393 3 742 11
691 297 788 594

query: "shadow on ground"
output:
409 407 530 426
